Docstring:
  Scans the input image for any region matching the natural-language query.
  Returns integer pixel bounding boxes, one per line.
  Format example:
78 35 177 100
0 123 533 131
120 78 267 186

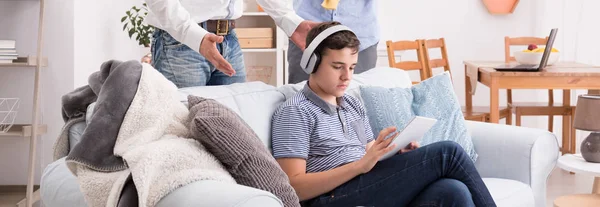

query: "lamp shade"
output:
574 95 600 131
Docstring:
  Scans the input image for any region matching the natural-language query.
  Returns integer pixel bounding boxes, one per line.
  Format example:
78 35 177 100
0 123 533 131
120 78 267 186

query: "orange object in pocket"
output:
258 5 264 12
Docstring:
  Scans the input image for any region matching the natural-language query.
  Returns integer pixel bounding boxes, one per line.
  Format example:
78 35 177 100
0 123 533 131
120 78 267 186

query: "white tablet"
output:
378 116 438 161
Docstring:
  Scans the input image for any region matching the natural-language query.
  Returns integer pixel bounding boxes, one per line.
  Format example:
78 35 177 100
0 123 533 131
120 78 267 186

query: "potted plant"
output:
121 3 155 63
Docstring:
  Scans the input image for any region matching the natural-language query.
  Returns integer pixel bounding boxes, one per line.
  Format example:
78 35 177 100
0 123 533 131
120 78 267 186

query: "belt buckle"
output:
216 20 229 36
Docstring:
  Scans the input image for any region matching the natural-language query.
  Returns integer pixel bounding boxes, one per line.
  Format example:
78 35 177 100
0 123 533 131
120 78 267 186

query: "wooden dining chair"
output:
504 36 575 135
421 38 512 123
385 40 429 85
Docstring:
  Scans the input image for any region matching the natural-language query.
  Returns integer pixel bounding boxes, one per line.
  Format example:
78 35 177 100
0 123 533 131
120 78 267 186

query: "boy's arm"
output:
276 158 362 201
271 105 361 200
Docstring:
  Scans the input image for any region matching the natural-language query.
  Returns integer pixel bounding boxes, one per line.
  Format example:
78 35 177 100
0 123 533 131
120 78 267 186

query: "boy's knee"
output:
446 179 471 195
440 179 473 203
434 140 462 151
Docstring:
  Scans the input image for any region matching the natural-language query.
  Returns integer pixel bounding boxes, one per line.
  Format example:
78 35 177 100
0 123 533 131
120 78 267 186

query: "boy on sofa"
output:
270 21 497 207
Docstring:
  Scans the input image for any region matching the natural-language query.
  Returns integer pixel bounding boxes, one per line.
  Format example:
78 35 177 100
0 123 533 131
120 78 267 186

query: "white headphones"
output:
300 25 354 74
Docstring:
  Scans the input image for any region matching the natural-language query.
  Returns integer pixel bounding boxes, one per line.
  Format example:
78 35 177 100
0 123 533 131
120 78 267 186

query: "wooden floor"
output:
0 186 39 207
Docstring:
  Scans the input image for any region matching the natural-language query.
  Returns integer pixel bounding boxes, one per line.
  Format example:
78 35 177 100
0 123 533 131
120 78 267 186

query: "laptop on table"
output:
494 28 558 72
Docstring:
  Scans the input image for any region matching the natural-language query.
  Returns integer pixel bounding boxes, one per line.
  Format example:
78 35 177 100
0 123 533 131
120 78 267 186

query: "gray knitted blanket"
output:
53 60 235 207
59 60 141 172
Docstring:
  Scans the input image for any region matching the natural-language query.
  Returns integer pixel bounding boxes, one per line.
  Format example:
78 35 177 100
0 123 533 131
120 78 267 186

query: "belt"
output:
201 20 236 36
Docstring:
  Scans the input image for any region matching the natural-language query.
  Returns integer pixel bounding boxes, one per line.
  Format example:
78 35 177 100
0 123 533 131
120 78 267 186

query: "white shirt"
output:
144 0 304 51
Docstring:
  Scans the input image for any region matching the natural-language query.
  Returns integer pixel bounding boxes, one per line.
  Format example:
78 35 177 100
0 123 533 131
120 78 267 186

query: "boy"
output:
270 21 497 207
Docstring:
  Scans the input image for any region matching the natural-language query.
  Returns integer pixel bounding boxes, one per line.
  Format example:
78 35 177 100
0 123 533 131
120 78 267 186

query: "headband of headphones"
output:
300 25 353 74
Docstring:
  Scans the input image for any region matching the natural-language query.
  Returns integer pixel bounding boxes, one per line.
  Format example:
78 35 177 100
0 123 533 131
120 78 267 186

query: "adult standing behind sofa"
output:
144 0 319 88
286 0 380 84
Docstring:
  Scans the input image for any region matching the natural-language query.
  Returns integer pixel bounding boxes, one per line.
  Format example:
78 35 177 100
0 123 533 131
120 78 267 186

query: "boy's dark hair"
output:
305 21 360 73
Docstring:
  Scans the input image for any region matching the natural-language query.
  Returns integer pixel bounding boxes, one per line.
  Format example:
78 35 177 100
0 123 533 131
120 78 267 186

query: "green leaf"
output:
129 29 135 38
135 8 140 12
137 19 142 26
121 16 127 22
122 23 128 31
126 11 131 16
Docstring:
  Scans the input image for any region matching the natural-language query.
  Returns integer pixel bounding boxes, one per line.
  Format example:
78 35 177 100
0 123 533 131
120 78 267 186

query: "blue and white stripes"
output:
271 83 374 173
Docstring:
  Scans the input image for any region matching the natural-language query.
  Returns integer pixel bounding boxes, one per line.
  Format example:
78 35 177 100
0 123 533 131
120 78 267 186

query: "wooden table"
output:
463 61 600 154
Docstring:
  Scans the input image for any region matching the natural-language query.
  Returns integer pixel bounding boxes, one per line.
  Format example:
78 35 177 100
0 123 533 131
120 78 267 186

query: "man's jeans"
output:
303 141 497 207
151 29 246 88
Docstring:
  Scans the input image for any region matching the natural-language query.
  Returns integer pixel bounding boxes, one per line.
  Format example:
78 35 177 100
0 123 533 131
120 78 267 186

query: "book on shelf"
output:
0 40 18 63
0 40 16 49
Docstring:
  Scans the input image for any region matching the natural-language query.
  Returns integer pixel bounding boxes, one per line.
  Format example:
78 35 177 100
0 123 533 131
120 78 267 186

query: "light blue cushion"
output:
411 72 477 161
359 72 477 162
360 86 414 138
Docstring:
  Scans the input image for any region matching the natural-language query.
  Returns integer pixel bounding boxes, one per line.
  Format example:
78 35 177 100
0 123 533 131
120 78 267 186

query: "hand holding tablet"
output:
378 116 438 161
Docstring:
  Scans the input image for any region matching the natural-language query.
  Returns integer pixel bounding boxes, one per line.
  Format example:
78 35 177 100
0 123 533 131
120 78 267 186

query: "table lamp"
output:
574 94 600 163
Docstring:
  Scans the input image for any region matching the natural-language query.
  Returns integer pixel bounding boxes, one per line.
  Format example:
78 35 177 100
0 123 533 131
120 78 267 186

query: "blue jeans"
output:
151 29 246 88
303 141 496 207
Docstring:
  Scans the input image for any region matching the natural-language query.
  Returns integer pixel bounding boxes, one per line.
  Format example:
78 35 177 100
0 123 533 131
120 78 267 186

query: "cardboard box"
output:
235 28 273 39
235 28 274 48
238 38 273 48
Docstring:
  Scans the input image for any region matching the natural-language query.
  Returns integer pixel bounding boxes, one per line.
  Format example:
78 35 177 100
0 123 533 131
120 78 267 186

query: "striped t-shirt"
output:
271 83 375 173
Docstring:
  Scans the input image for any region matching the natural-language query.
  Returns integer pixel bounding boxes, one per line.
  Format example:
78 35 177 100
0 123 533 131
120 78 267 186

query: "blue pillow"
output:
359 72 477 162
360 86 414 138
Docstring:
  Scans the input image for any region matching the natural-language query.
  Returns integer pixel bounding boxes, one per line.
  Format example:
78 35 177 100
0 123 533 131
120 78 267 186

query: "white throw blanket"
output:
66 63 236 207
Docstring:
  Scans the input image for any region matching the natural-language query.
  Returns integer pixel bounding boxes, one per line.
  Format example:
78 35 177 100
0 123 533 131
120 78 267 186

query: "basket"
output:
0 98 19 133
246 66 273 84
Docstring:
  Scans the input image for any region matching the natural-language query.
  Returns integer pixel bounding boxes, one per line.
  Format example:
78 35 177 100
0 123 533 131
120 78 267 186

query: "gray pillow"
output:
187 95 300 207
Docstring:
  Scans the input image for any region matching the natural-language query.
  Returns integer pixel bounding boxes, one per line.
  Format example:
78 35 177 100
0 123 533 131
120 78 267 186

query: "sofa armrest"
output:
156 180 284 207
466 120 559 207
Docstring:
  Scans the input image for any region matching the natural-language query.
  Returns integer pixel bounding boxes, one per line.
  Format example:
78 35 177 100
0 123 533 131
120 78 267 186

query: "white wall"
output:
73 0 150 88
2 0 600 186
39 0 75 186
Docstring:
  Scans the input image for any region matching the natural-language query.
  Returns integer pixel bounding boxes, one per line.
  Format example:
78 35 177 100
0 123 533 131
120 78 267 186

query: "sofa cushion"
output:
178 81 285 150
359 72 477 162
411 72 476 161
359 86 414 138
482 178 534 207
187 96 299 207
278 67 413 102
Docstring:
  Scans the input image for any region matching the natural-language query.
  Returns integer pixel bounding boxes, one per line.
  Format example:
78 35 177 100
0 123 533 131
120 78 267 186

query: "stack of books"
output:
0 40 18 64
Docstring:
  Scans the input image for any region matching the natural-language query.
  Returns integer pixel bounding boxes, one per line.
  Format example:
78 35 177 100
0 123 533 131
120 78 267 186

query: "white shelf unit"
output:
238 5 286 87
0 0 47 206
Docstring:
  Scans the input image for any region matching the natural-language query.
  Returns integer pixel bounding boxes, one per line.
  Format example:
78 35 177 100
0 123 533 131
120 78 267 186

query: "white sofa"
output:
40 67 559 207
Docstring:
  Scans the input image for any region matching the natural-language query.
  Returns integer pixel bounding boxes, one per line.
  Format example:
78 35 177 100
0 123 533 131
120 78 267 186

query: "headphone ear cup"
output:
305 53 318 74
313 53 321 73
